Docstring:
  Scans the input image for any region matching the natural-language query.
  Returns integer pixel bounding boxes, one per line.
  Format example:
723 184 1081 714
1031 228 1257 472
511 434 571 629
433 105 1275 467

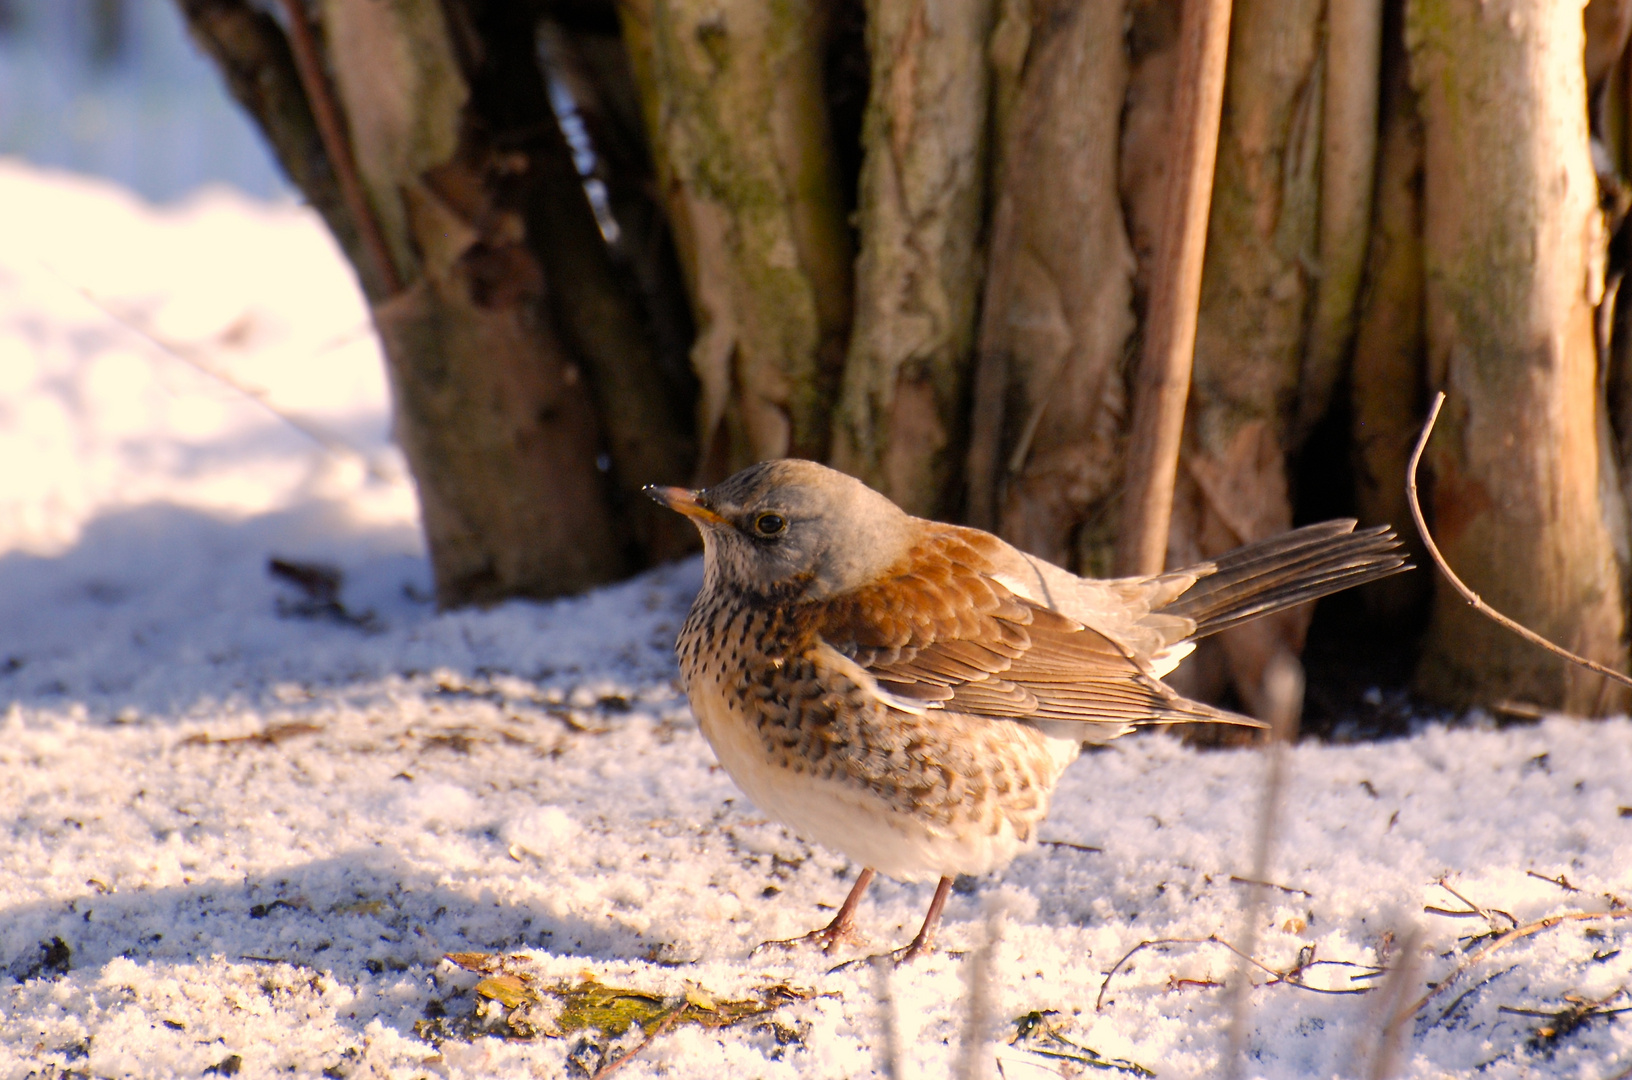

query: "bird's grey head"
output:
646 460 913 600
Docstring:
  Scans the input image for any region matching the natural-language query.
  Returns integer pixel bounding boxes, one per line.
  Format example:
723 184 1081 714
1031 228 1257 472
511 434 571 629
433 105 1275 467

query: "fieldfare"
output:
648 460 1407 962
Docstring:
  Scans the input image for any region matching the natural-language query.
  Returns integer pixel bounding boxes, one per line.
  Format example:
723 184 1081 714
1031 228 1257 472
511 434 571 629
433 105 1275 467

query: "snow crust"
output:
2 158 1630 1079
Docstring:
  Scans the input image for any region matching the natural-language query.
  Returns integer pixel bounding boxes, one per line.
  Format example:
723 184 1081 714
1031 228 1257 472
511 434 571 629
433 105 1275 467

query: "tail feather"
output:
1157 520 1409 639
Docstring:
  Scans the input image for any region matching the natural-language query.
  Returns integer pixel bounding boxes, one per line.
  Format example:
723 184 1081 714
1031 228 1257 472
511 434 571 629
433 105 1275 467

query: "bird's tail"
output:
1156 520 1410 639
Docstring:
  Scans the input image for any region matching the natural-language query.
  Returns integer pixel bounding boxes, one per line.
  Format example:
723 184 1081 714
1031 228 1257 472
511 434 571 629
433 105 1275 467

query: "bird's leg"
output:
751 867 876 956
890 875 953 965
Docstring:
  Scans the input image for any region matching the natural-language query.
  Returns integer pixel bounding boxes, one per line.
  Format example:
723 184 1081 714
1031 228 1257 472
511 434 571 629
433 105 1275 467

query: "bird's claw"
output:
825 937 935 973
750 922 869 959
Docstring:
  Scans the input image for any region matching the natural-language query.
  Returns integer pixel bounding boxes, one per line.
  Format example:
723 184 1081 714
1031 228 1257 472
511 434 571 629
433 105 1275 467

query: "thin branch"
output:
49 269 396 478
1096 933 1375 1013
1526 871 1580 893
1403 908 1632 1019
1430 878 1517 929
1407 391 1632 690
1040 840 1104 855
1114 0 1235 575
1098 937 1215 1011
1430 964 1518 1029
1227 875 1312 898
591 1007 682 1080
272 0 403 296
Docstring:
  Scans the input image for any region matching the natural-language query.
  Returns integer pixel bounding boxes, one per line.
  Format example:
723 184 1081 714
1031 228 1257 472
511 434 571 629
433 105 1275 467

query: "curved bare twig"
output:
1407 391 1632 691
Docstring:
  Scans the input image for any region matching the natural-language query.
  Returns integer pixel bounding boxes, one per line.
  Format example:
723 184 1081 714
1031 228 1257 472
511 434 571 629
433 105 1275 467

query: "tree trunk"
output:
1409 0 1628 713
616 0 854 474
181 0 657 606
519 17 700 564
828 0 994 520
1166 0 1324 714
1295 0 1382 445
1348 6 1430 620
964 0 1137 575
318 0 630 605
176 0 389 299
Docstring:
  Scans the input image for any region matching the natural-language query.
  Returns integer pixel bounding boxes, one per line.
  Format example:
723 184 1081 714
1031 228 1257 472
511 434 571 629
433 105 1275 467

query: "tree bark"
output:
1586 0 1632 100
1295 0 1382 446
616 0 854 473
175 0 389 300
1348 10 1430 619
828 0 995 520
1409 0 1628 713
1166 0 1324 714
964 0 1137 574
512 17 698 563
321 0 629 604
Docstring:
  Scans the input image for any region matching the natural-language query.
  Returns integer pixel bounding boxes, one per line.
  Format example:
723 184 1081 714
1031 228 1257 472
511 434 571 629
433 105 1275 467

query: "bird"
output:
646 459 1408 962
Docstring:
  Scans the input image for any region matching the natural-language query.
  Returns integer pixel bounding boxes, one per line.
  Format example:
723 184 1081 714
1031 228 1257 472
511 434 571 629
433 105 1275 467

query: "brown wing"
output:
814 528 1252 729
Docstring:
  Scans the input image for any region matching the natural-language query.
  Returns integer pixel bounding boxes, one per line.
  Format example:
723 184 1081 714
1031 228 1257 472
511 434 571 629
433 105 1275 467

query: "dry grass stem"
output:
1353 923 1424 1080
1429 964 1519 1029
49 275 387 473
1408 391 1632 690
1525 870 1580 893
1224 651 1304 1080
1227 876 1312 898
954 899 1008 1080
870 955 903 1080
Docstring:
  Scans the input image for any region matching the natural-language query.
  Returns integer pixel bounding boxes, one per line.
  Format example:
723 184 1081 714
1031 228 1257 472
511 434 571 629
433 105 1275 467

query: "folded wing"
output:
813 528 1252 732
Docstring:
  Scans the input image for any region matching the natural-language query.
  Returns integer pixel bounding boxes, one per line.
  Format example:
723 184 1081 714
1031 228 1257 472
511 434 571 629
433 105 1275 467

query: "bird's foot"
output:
753 868 877 960
827 932 935 972
750 919 869 958
828 876 951 972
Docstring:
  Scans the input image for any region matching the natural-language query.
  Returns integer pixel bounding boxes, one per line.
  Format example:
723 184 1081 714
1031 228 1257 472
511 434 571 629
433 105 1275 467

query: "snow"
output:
2 157 1631 1079
0 0 290 203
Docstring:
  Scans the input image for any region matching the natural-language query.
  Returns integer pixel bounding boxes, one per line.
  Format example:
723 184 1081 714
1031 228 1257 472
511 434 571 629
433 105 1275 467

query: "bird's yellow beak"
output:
644 485 729 527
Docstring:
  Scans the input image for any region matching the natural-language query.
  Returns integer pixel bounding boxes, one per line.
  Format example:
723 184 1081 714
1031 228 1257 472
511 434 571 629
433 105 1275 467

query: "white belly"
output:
689 681 1081 883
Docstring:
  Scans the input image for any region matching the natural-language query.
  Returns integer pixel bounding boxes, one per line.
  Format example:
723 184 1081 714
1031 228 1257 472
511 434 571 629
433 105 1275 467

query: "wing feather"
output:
813 526 1260 731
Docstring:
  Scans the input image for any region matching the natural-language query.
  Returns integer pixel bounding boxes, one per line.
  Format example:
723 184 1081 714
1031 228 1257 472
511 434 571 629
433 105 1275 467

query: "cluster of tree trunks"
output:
179 0 1632 716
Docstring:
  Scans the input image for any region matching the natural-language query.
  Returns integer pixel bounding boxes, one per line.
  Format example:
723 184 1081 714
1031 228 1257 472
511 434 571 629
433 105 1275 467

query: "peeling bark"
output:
320 0 628 604
965 0 1136 574
1410 0 1627 713
1169 0 1325 714
828 0 994 519
617 0 854 470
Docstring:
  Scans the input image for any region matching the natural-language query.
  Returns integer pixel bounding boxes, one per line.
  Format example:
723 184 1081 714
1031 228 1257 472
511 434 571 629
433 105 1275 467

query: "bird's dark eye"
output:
753 512 787 537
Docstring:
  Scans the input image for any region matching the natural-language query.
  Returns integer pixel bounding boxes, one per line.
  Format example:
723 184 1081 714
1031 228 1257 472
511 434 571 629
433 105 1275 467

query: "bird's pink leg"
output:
752 868 876 956
891 875 953 965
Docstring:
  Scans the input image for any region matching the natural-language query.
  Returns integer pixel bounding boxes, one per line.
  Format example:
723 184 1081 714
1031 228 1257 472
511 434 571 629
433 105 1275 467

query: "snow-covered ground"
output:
1 158 1630 1079
0 0 289 202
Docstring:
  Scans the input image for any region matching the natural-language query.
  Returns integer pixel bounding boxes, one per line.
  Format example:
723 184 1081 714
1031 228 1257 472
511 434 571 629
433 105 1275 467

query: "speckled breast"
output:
675 580 1081 881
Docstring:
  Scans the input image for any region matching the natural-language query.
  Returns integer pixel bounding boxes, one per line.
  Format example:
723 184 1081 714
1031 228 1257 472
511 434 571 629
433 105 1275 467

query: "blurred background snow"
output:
0 0 414 559
0 0 288 201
